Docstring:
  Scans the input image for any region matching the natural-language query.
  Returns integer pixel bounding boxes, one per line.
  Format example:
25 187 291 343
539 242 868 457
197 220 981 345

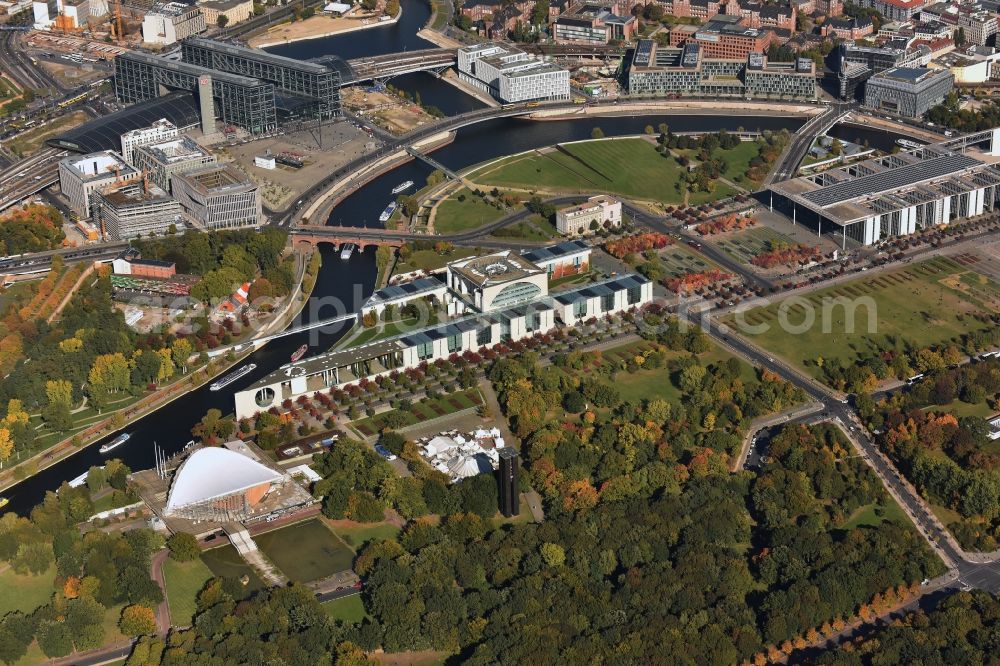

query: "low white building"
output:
233 270 653 419
362 276 449 318
58 151 139 217
142 1 206 45
457 42 570 104
521 240 591 277
121 118 178 165
446 251 549 312
555 195 622 235
254 154 276 170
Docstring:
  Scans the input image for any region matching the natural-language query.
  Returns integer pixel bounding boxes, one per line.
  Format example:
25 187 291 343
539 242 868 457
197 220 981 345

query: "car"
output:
374 444 397 461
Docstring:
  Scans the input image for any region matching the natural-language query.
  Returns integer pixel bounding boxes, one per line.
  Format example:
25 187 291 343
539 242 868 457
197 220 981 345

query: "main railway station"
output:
768 128 1000 246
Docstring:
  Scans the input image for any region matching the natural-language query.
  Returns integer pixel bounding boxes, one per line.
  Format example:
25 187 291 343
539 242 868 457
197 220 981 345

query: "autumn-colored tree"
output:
780 640 794 655
0 428 12 464
118 604 157 636
63 575 81 599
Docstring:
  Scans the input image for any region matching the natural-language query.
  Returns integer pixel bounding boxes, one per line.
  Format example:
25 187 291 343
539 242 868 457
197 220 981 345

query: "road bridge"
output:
764 103 851 186
344 48 457 84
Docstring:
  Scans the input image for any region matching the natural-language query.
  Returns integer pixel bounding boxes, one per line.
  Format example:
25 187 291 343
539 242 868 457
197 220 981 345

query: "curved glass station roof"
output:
46 91 202 154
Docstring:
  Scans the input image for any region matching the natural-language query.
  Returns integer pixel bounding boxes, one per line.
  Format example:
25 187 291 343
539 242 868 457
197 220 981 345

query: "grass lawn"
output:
162 558 215 626
394 247 480 274
924 400 996 420
433 188 511 234
490 214 558 242
715 141 764 186
840 500 909 530
332 521 401 550
254 519 355 582
351 388 483 436
715 227 798 265
0 564 54 617
726 257 1000 380
556 339 758 409
471 138 705 204
322 594 367 623
200 545 264 591
658 244 724 278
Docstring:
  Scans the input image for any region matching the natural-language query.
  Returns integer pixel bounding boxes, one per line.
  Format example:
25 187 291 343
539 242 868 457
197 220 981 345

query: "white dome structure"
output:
165 447 283 520
447 453 493 480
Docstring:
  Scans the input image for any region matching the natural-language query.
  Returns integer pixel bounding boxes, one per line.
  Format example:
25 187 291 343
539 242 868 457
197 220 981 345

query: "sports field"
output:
255 519 355 582
727 256 1000 376
468 138 736 204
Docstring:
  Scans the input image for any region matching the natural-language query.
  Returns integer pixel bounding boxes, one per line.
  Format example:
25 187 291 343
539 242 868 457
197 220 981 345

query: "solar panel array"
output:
521 240 589 264
553 274 646 305
367 277 444 305
634 40 654 67
801 153 981 207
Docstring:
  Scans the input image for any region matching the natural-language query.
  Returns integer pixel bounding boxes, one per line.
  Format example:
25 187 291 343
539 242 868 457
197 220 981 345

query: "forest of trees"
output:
0 462 166 662
860 358 1000 550
95 422 943 665
0 204 65 255
926 92 1000 131
806 590 1000 665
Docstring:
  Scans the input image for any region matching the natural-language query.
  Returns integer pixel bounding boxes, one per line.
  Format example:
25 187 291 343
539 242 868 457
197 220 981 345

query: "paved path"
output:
150 550 172 635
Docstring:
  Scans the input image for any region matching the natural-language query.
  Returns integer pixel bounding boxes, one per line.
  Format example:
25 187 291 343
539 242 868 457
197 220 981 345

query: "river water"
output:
3 0 895 514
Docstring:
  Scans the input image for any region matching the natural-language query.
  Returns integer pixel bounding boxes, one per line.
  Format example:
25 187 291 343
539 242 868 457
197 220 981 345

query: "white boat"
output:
378 201 397 222
209 363 257 391
340 243 356 260
67 471 92 488
99 432 130 454
391 180 414 194
896 138 922 150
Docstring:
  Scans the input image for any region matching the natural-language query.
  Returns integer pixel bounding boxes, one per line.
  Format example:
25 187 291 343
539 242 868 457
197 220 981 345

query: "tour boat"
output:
209 363 257 391
896 138 922 150
99 432 131 454
340 243 356 260
291 344 308 363
378 201 397 222
391 180 413 194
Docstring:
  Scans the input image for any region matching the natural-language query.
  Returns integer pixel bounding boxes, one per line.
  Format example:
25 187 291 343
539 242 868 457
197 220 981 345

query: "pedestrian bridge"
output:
343 48 457 84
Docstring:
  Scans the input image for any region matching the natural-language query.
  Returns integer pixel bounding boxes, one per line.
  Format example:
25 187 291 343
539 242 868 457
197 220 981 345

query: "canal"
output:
2 0 904 514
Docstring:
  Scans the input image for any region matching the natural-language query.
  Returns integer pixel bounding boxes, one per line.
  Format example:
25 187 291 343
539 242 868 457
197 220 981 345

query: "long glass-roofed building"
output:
768 128 1000 246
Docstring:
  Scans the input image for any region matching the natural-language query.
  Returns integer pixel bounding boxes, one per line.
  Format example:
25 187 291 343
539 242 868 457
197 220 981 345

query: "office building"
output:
768 129 1000 246
821 15 874 39
555 196 622 234
142 2 207 45
120 118 179 165
197 0 253 25
497 447 520 517
91 182 185 240
457 43 570 103
958 10 998 46
446 251 549 312
668 15 775 60
837 41 931 99
931 47 1000 84
113 39 343 137
627 41 816 100
863 66 954 118
132 136 217 191
233 268 653 419
58 150 139 216
856 0 924 20
553 2 637 45
171 163 261 229
521 240 592 277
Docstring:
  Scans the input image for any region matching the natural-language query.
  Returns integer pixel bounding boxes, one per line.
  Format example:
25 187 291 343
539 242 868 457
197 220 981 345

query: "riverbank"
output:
248 8 401 48
0 247 319 495
301 129 455 224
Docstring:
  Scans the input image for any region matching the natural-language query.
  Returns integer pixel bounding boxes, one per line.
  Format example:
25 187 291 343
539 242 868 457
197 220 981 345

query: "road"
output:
0 30 60 91
765 102 851 186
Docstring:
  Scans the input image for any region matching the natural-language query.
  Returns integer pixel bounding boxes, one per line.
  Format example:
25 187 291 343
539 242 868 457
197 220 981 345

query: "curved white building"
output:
165 446 283 521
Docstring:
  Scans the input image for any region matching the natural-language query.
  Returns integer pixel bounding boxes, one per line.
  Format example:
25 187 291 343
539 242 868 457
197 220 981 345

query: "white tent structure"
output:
447 453 493 480
165 447 283 521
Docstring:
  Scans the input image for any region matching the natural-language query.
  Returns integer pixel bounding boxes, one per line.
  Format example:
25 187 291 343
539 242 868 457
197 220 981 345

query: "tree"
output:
540 542 565 567
166 532 201 561
591 127 604 139
0 428 12 465
216 14 229 28
119 604 157 636
385 0 399 15
171 338 194 374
